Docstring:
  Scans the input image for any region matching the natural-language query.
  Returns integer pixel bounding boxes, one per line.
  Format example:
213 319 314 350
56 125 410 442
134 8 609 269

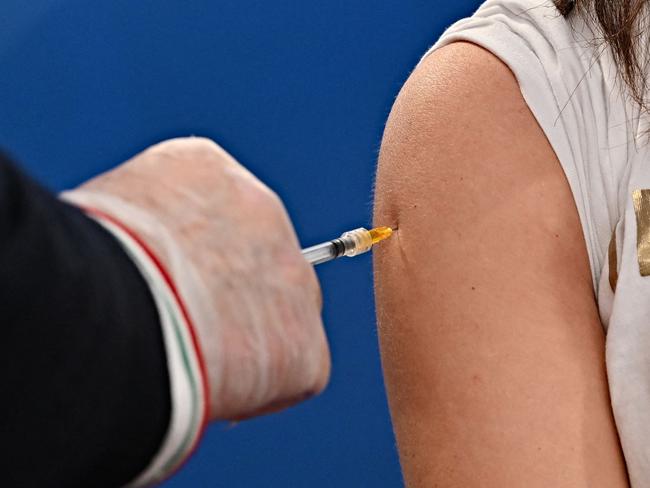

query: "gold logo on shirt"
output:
608 227 618 292
632 189 650 277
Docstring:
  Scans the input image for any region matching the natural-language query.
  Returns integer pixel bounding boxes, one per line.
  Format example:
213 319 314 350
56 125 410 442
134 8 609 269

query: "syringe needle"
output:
302 226 394 266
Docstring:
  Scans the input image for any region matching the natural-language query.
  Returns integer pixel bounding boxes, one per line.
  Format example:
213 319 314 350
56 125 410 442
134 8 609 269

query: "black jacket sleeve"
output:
0 152 171 487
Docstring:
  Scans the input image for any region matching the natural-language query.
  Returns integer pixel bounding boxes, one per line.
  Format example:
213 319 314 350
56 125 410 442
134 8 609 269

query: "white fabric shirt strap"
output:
82 207 209 487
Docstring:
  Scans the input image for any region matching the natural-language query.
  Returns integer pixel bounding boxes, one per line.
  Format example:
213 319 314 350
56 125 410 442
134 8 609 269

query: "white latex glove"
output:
62 137 331 425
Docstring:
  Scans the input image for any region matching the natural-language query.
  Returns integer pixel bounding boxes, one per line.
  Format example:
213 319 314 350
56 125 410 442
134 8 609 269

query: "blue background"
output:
0 1 480 486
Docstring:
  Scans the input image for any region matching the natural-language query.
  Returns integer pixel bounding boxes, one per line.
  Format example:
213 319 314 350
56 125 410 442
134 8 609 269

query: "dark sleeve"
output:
0 152 171 488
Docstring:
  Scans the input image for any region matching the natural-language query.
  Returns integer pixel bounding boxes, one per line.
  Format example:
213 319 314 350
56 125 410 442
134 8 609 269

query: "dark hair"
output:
555 0 649 107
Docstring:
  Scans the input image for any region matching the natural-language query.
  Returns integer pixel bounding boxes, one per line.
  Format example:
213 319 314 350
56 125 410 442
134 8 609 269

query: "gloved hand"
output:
62 137 330 422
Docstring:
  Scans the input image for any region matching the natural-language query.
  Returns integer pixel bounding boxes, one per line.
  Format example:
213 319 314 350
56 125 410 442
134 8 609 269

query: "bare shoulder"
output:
376 40 594 294
373 42 629 487
384 40 523 135
377 40 558 230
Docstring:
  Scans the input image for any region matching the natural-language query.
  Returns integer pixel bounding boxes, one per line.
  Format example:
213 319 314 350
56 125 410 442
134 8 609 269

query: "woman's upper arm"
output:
373 42 629 487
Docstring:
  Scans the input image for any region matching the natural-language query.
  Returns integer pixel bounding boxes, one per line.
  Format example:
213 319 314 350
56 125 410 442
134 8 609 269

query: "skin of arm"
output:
373 41 629 487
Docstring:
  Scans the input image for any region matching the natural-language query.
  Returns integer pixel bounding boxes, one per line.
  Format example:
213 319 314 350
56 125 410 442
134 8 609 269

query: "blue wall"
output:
0 1 482 486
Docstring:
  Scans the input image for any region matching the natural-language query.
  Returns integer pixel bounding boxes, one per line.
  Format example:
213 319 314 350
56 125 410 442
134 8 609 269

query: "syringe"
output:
302 227 394 266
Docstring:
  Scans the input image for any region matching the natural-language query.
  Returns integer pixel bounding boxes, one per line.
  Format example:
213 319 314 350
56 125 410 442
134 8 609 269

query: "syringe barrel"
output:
302 241 338 265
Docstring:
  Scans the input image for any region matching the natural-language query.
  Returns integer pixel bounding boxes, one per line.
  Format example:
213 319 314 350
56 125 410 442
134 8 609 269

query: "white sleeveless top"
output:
423 1 650 485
